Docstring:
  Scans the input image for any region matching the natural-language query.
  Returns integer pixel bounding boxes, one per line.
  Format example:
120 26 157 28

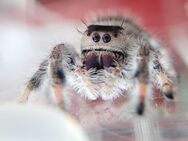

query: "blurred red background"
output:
37 0 188 68
38 0 187 28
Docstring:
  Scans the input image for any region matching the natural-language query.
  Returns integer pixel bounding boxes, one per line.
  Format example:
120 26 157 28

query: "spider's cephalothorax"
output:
20 16 178 115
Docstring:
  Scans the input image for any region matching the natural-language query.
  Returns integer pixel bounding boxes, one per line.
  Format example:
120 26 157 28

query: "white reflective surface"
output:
0 104 89 141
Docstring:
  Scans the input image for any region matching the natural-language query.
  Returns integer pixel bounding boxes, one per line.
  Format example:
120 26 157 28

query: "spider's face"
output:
81 25 127 71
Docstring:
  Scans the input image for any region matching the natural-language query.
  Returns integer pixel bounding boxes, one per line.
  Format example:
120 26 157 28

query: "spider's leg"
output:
49 45 65 105
151 47 178 100
134 46 150 115
20 59 49 103
48 44 76 106
20 44 76 105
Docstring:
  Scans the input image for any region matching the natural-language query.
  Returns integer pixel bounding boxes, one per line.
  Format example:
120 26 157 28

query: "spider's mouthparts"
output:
82 49 125 70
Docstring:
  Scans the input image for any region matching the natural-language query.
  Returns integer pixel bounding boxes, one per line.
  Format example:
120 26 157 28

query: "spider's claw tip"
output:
136 102 145 115
162 84 174 100
164 91 174 99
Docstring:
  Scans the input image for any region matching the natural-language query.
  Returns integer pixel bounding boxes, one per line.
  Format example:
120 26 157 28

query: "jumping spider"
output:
20 16 177 115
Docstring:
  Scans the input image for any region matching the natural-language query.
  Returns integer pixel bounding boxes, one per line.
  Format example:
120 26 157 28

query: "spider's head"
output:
81 24 127 71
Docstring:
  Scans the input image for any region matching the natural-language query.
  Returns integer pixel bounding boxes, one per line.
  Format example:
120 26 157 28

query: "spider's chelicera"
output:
20 16 178 115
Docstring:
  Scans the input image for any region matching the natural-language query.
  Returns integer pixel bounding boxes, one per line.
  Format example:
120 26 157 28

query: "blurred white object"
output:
0 103 89 141
0 0 35 13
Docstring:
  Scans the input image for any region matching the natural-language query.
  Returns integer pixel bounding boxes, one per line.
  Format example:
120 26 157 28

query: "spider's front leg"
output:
133 43 177 115
48 44 66 106
134 45 150 115
20 44 76 107
152 48 177 100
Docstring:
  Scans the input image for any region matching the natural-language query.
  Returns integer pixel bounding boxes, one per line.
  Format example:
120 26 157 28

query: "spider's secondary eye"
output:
102 33 111 43
92 33 100 42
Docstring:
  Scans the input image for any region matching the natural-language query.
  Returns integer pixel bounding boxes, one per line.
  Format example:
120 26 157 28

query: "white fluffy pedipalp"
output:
67 70 100 100
67 67 133 101
100 77 133 100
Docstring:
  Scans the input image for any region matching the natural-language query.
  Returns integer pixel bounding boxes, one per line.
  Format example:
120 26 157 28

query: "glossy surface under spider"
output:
20 16 178 115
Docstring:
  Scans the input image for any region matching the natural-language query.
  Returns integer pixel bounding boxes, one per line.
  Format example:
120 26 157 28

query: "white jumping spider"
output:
20 16 177 115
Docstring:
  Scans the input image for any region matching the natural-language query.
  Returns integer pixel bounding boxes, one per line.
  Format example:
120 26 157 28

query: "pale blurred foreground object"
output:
0 103 89 141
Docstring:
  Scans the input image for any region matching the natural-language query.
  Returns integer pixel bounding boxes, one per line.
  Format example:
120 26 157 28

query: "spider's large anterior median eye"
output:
102 33 111 43
92 33 100 42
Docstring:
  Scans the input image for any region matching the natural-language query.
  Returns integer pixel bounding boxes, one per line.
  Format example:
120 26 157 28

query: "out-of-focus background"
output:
0 0 188 141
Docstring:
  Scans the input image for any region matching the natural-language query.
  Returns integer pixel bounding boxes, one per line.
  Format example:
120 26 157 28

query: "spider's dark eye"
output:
92 33 100 42
102 33 111 43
